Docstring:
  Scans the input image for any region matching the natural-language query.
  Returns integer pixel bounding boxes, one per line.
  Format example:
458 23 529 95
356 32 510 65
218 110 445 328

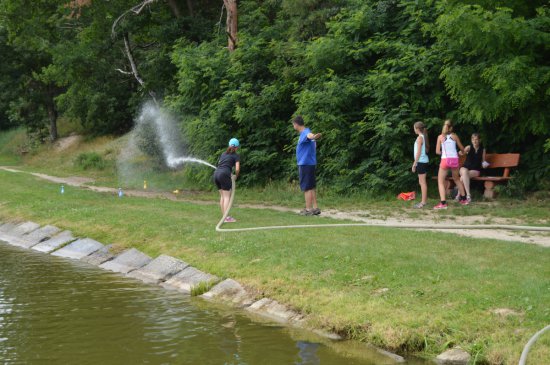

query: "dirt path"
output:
2 166 549 247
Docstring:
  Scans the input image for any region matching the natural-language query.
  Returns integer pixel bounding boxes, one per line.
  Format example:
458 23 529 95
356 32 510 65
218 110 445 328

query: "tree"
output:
0 0 66 141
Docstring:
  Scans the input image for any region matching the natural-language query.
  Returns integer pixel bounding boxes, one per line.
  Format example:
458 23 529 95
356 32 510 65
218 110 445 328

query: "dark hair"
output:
471 133 480 139
292 115 304 126
226 146 238 154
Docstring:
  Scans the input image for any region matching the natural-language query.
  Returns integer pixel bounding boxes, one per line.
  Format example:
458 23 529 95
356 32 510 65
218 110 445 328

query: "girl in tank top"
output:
412 121 429 208
434 120 467 209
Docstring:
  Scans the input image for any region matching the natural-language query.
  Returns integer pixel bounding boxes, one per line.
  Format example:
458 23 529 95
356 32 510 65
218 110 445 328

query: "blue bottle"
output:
61 185 65 194
118 188 123 198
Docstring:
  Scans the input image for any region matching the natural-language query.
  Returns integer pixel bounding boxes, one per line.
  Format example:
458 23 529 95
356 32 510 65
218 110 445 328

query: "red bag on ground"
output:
397 192 416 201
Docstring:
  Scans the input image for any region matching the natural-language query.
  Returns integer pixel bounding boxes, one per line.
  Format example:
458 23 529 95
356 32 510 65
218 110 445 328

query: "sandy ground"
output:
1 166 549 247
53 135 82 151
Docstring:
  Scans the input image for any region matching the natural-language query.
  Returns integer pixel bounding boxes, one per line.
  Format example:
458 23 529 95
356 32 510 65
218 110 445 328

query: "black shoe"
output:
311 208 321 215
299 209 314 216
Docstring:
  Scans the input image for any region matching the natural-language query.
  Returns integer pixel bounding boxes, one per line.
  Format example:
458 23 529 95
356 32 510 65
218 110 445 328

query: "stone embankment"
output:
0 220 471 364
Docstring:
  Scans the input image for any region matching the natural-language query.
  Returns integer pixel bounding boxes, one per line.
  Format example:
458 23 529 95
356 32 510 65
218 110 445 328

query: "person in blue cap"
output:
292 115 322 216
214 138 240 222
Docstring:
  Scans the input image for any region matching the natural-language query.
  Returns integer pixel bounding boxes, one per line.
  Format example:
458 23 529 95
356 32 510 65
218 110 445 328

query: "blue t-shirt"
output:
296 128 317 166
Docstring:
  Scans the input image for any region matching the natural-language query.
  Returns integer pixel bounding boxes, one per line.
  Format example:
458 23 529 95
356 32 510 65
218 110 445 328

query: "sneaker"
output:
466 195 471 203
413 202 426 209
224 216 237 223
299 209 314 216
311 208 321 215
433 202 448 210
459 199 470 206
454 194 460 202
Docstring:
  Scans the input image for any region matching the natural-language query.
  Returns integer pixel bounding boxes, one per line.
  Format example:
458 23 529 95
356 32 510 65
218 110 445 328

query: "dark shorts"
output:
416 162 428 175
214 170 232 191
298 165 316 192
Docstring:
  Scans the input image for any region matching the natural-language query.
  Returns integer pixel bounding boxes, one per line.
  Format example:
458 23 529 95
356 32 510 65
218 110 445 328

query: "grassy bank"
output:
0 169 549 364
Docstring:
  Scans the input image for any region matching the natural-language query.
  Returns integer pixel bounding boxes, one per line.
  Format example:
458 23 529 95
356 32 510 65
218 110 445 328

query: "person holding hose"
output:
292 115 322 216
214 138 240 222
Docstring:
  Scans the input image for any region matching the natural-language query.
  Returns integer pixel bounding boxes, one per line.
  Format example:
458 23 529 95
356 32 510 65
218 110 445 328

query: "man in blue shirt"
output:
292 115 322 215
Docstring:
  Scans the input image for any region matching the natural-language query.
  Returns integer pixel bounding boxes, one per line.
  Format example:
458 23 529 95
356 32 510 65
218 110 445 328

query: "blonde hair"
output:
414 121 430 152
442 119 453 135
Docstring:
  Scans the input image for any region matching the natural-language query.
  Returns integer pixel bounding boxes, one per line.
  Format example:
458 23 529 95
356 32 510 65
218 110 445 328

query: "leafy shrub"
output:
74 152 106 170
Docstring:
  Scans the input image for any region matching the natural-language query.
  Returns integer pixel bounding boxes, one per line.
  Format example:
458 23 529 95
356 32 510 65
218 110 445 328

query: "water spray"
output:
136 102 215 170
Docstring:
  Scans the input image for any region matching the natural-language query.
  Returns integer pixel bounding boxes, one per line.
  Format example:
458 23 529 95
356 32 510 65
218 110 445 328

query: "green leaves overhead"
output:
0 0 548 191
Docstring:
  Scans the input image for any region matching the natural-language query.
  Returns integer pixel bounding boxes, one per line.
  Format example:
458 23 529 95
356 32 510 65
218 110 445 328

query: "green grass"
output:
0 127 26 165
0 169 548 364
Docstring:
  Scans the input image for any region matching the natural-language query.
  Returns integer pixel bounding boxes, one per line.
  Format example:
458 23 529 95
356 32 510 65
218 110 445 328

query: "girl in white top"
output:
435 119 467 209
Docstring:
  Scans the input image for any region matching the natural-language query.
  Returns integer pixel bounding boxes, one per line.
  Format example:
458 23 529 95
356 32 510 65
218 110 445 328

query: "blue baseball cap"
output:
228 138 240 147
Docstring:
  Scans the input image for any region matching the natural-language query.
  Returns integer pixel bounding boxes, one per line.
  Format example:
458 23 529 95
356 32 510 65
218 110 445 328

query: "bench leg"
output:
446 180 455 198
484 181 496 199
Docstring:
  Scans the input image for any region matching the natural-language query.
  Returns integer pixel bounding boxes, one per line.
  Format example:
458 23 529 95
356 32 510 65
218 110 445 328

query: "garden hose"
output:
519 325 550 365
216 175 550 233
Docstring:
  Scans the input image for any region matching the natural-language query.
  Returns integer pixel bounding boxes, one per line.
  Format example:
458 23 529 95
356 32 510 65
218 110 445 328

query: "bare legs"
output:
418 174 427 204
459 167 480 197
219 189 231 215
304 189 318 211
438 167 465 201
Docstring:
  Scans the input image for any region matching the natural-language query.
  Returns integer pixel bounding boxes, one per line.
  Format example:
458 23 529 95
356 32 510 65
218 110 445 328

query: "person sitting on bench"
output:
458 133 489 203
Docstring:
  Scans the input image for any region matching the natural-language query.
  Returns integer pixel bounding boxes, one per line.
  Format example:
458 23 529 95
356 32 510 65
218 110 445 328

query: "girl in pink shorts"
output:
434 120 467 209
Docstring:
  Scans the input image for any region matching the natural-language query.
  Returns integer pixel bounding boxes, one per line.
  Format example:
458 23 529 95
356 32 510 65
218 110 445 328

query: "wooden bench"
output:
439 153 520 199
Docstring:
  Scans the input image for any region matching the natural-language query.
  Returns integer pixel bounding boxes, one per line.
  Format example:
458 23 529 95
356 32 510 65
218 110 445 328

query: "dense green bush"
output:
166 0 549 193
74 152 106 170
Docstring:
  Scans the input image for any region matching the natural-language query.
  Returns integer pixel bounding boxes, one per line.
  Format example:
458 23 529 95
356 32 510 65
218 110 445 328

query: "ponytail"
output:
442 119 453 135
226 146 238 154
414 121 430 153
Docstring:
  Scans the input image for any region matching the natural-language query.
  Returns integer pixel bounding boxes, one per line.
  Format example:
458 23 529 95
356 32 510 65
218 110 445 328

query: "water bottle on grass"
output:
118 188 123 198
61 185 64 194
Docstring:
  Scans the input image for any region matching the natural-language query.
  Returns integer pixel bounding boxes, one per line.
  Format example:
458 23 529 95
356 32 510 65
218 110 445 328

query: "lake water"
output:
0 241 407 365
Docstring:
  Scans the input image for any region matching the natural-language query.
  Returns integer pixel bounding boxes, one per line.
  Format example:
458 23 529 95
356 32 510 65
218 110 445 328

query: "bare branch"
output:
217 3 225 36
134 41 158 49
122 33 145 88
115 68 134 75
121 33 158 105
111 0 159 39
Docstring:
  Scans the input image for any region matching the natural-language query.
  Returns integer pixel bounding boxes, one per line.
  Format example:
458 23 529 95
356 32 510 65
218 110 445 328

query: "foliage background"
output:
0 0 548 193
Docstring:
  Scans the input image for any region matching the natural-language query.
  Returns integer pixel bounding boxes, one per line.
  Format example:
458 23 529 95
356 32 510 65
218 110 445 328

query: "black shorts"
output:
214 170 232 191
298 165 316 191
416 162 428 175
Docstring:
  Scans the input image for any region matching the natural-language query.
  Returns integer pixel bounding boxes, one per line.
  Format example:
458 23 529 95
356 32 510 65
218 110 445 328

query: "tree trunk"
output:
185 0 194 16
46 96 58 142
223 0 237 51
166 0 181 18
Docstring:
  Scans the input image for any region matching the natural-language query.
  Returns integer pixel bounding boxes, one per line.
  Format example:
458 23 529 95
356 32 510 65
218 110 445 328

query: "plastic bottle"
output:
61 185 65 194
144 180 147 190
118 188 123 198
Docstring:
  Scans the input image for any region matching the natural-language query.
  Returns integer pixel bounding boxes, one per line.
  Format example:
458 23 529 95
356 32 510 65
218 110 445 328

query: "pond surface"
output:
0 241 410 365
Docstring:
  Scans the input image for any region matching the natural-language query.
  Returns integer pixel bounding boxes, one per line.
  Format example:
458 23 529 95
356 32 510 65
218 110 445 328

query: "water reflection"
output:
296 341 320 365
